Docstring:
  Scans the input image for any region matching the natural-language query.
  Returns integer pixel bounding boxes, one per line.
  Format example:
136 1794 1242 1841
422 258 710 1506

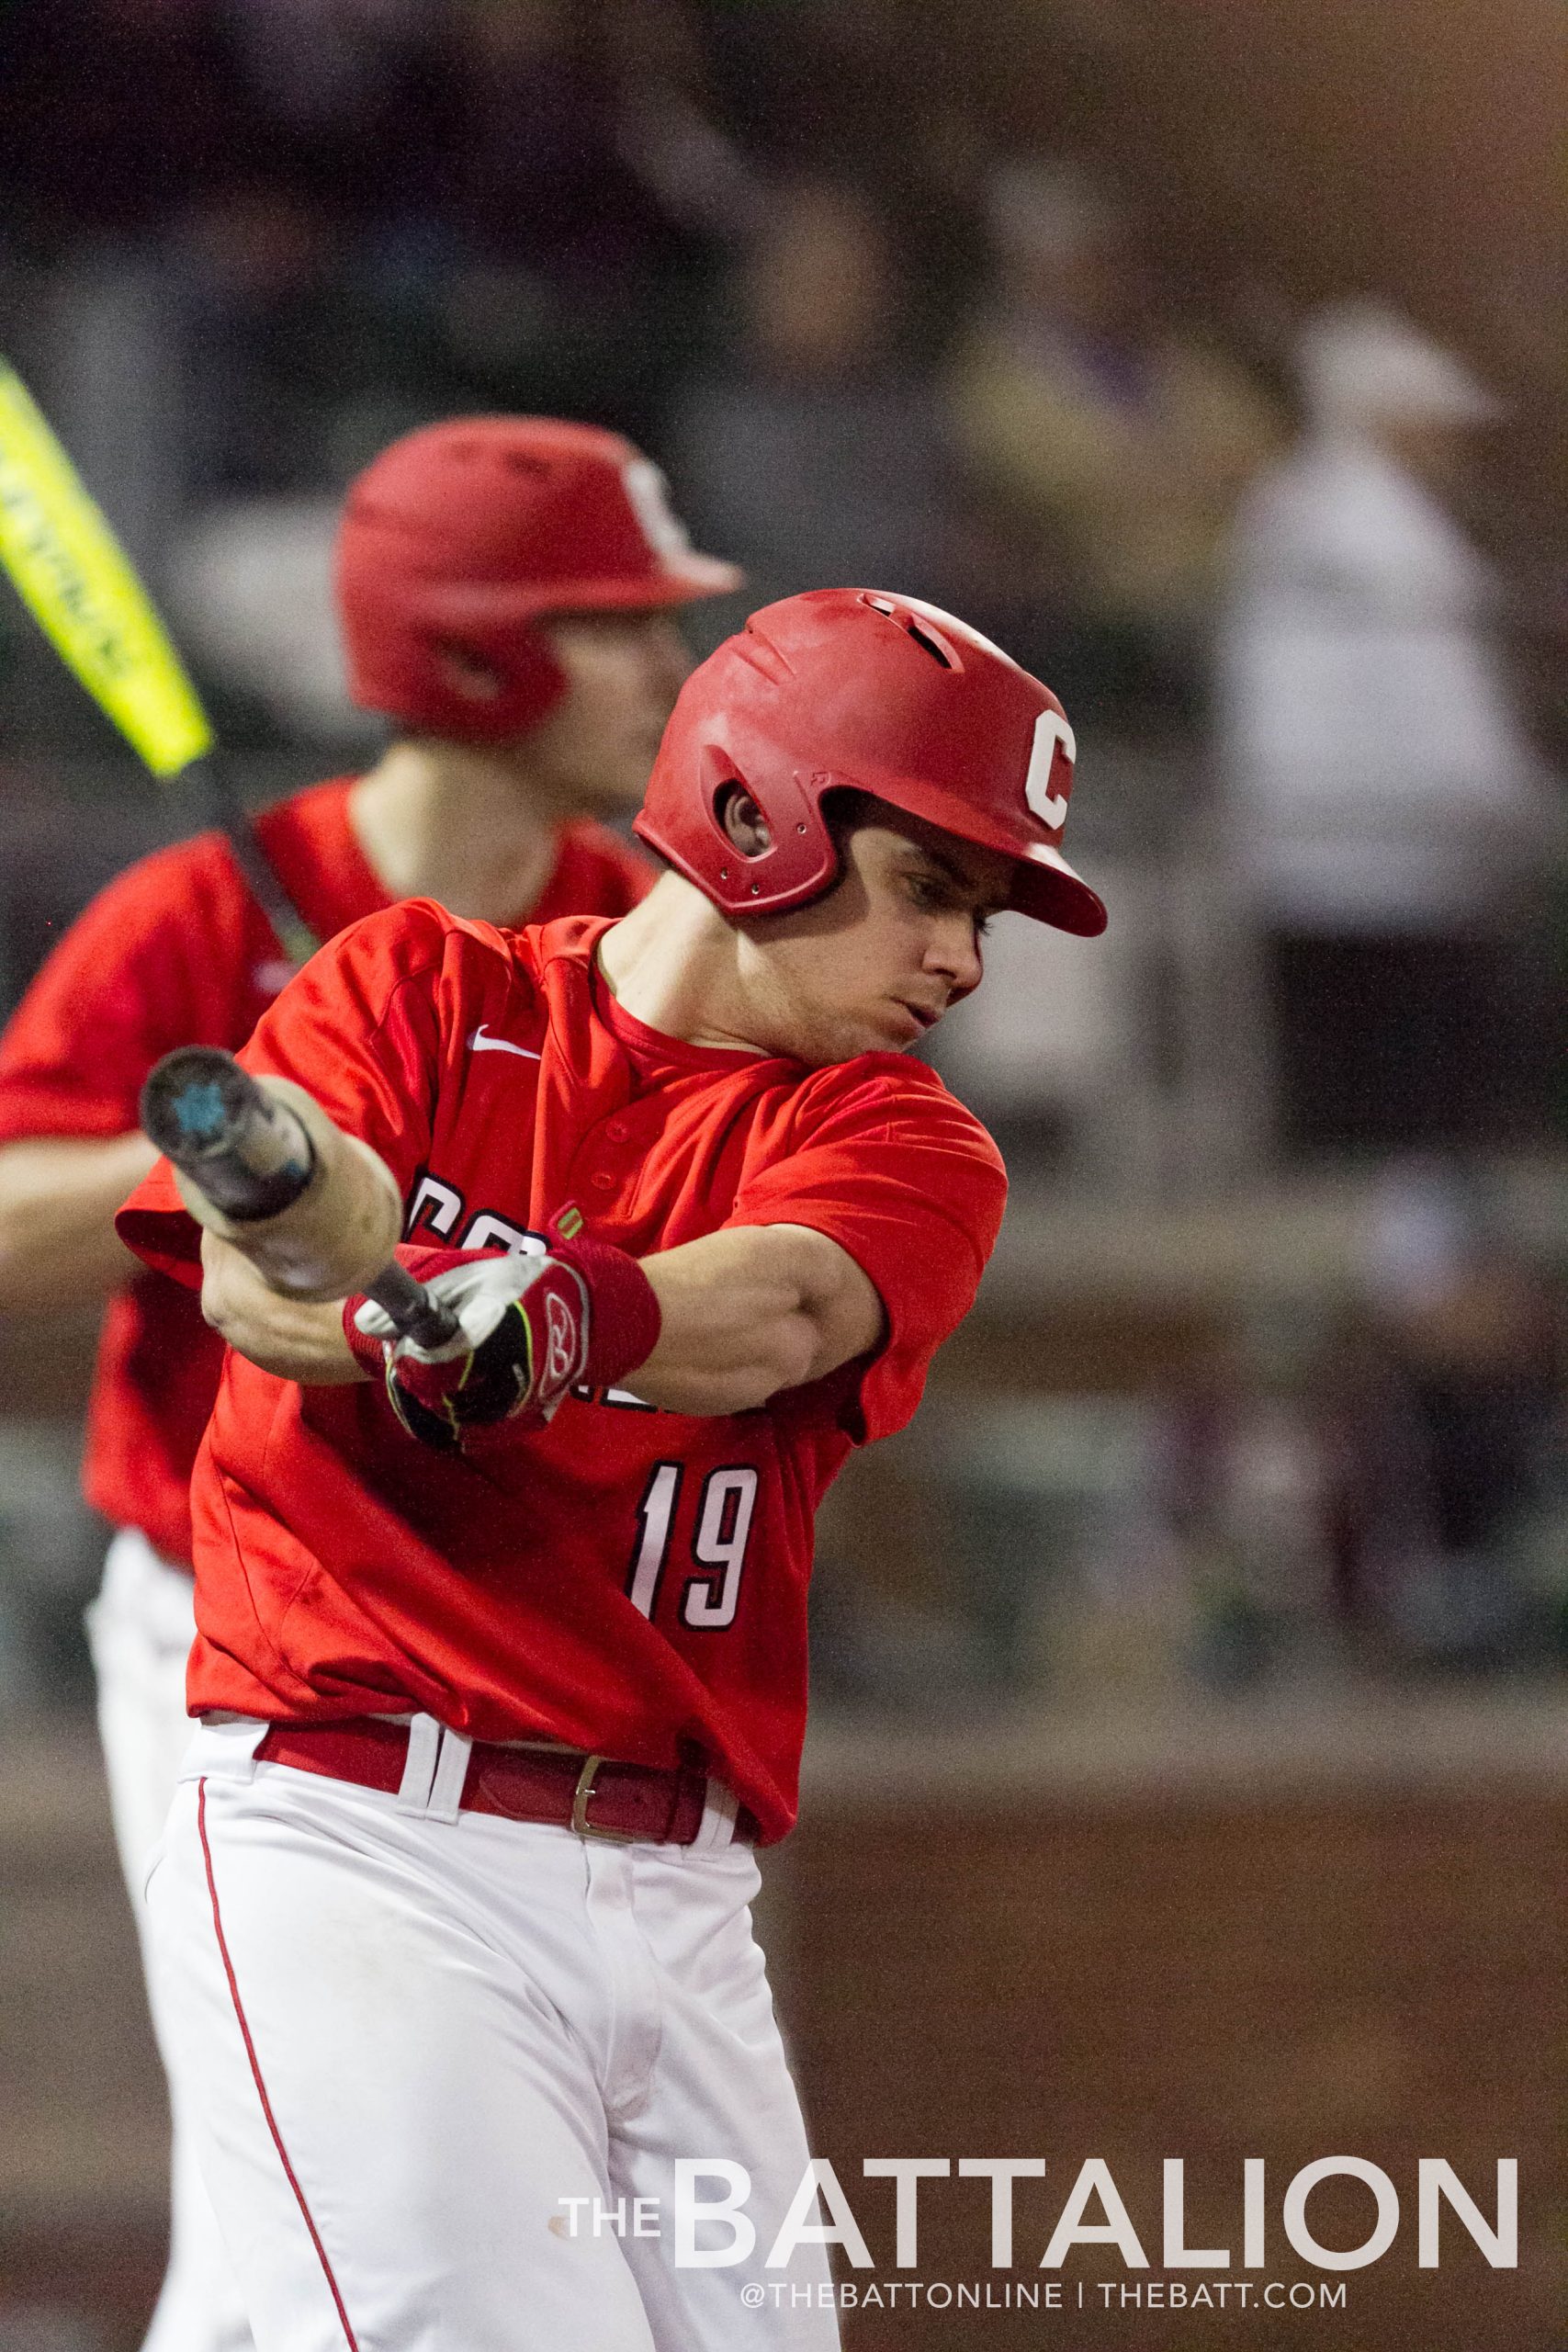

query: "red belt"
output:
254 1718 756 1847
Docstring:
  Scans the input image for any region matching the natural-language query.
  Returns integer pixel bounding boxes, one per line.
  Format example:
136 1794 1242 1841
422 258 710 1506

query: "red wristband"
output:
342 1237 659 1396
552 1234 661 1390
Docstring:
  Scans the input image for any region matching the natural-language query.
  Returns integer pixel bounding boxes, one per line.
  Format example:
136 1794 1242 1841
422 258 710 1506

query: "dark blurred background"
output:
0 3 1564 2346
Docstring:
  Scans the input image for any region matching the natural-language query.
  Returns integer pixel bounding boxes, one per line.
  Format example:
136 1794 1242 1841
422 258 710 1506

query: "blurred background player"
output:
945 160 1281 735
1217 300 1562 1154
0 411 738 2352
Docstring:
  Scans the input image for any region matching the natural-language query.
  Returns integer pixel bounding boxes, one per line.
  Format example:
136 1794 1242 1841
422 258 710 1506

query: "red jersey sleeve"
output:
0 834 233 1145
116 898 460 1283
725 1058 1007 1442
115 1153 202 1288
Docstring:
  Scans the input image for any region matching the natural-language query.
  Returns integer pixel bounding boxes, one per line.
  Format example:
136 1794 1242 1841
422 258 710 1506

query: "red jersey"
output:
0 784 650 1561
117 904 1006 1840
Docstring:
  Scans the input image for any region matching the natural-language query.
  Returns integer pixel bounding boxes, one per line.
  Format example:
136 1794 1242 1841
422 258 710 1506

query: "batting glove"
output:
344 1235 660 1455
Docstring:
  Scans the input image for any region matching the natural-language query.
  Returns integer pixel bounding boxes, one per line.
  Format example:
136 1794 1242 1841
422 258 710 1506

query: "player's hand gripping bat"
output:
140 1047 459 1350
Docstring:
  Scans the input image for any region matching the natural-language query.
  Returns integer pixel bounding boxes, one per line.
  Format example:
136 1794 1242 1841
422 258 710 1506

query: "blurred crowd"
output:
1158 1166 1568 1688
808 1157 1568 1706
0 0 1564 1712
0 0 1285 734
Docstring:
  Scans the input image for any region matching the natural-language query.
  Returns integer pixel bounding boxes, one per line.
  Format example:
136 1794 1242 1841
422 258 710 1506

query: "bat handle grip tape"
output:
366 1261 461 1351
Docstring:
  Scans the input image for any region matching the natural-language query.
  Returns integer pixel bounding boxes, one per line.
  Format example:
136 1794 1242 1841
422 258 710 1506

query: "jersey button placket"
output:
574 1099 643 1208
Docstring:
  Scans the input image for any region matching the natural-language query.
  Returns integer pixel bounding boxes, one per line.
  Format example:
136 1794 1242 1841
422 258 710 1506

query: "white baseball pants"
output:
85 1527 254 2352
144 1715 840 2352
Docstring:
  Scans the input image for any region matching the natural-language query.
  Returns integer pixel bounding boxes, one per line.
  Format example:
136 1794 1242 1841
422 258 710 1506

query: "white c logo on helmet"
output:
1024 708 1076 829
621 458 695 571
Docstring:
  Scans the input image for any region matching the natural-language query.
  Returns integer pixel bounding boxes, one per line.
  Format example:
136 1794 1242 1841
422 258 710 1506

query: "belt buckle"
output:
570 1753 638 1844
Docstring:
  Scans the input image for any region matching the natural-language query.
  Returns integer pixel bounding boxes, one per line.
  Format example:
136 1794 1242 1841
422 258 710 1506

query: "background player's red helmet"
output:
334 417 741 741
634 588 1107 934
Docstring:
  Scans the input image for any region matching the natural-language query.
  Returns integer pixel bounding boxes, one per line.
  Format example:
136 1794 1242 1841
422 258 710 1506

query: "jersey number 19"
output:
626 1463 759 1632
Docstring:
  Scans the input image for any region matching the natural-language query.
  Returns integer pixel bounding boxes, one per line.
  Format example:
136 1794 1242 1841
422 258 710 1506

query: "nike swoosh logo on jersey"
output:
468 1025 542 1060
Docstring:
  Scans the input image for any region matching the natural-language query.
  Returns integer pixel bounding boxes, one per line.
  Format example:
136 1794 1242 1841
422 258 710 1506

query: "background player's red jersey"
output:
0 785 649 1561
118 904 1006 1838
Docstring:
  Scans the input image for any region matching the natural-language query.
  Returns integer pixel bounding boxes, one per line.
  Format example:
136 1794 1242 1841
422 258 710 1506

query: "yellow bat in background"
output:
0 356 318 962
0 358 214 776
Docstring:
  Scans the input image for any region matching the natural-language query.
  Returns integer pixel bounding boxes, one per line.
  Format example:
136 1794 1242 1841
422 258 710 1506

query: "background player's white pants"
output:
146 1716 841 2352
85 1530 255 2352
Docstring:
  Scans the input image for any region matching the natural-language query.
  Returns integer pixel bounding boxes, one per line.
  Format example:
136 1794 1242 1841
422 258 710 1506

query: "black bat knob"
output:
140 1046 460 1348
140 1046 314 1222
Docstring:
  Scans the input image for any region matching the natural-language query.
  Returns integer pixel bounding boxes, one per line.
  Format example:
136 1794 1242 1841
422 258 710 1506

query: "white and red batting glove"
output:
344 1232 660 1455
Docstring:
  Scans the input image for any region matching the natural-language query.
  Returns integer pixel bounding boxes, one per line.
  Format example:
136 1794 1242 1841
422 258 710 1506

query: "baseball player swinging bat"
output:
140 1046 458 1347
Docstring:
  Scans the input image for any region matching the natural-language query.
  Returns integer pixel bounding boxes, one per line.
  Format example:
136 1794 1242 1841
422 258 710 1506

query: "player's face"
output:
737 810 1014 1066
521 611 693 813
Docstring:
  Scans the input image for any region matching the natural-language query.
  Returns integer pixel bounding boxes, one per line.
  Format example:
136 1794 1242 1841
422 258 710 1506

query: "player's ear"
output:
433 641 506 702
717 786 772 859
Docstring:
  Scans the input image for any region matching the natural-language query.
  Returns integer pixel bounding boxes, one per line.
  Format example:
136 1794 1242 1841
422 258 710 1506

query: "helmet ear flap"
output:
709 751 843 910
698 744 788 899
336 555 572 741
427 636 507 706
639 740 843 912
413 584 571 736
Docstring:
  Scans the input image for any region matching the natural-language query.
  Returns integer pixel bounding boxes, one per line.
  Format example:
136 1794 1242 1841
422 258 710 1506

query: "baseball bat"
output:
0 356 319 965
141 1047 459 1349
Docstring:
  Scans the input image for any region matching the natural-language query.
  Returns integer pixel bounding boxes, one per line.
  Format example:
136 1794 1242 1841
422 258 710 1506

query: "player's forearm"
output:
0 1130 159 1307
199 1217 879 1415
198 1230 367 1385
632 1223 882 1416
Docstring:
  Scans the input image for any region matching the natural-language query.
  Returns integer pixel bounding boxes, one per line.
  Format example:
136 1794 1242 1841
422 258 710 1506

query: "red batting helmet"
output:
334 416 741 741
634 589 1107 935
